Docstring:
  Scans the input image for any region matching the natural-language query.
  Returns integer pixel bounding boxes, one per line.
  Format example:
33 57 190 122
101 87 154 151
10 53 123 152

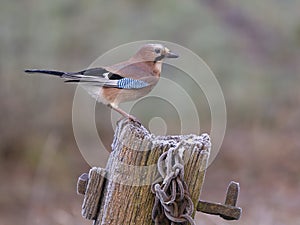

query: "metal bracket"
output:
197 181 242 220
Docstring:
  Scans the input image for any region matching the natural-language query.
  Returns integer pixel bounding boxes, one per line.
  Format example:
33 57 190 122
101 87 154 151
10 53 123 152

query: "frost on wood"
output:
78 118 211 225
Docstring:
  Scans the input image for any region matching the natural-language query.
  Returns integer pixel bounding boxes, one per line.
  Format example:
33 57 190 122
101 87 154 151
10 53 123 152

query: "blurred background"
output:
1 0 300 224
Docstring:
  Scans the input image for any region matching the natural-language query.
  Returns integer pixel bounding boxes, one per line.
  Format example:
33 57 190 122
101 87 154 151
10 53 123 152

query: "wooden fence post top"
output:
113 118 211 152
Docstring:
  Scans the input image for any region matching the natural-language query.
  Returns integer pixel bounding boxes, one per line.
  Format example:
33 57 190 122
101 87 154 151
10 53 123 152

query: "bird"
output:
25 43 179 121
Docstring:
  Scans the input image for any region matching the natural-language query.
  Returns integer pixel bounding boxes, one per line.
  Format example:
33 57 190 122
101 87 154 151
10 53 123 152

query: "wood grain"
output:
91 119 211 225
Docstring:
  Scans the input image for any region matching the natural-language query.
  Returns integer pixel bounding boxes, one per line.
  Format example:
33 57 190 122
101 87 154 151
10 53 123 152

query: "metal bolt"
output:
197 181 242 220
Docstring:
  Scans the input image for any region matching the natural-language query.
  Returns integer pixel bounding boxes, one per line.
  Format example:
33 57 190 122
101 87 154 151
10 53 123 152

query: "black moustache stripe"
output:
154 55 165 62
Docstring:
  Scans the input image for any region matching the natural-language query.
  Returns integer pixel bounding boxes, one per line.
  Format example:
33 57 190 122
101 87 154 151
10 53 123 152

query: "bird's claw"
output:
128 115 141 125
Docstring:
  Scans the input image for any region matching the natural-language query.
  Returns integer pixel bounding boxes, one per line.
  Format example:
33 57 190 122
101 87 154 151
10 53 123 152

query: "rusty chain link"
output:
152 139 195 225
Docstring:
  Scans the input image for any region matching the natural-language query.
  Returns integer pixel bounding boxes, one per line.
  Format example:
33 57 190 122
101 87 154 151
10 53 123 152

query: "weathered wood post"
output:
77 118 241 224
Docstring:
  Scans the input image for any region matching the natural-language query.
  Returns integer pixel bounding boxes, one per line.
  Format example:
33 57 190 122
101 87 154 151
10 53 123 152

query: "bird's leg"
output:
107 103 138 122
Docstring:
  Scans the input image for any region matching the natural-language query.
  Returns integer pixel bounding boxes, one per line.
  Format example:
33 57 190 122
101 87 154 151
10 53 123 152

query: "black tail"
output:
24 69 65 77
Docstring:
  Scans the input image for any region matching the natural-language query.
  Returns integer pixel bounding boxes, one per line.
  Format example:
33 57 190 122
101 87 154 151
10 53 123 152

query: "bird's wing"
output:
64 67 150 89
102 61 160 87
104 61 154 80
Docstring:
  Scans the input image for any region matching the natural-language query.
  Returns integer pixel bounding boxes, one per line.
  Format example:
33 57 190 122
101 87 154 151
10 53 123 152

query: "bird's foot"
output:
108 103 141 125
128 114 141 125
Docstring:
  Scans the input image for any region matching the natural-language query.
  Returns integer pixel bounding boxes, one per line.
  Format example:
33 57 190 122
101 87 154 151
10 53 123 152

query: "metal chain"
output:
152 140 195 225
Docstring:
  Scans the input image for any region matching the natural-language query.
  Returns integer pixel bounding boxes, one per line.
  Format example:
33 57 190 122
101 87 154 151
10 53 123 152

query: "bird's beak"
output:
164 48 179 58
165 50 179 58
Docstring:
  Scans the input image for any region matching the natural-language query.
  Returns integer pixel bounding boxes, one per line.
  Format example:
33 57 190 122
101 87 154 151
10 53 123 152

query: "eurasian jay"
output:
25 43 179 120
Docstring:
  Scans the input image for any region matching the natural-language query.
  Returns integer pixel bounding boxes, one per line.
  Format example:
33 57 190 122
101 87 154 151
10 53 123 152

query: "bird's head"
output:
132 43 179 63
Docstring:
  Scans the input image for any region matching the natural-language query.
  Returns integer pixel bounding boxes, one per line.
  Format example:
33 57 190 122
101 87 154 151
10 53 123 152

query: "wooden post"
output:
78 119 211 225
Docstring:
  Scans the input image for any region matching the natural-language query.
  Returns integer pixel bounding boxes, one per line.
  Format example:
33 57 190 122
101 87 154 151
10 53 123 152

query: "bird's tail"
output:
24 69 65 77
24 68 120 87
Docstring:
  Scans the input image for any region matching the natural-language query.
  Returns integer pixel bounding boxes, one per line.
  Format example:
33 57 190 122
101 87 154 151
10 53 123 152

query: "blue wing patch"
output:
117 78 149 89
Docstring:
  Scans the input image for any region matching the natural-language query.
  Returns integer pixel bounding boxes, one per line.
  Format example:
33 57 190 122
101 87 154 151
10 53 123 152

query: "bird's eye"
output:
155 48 161 54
